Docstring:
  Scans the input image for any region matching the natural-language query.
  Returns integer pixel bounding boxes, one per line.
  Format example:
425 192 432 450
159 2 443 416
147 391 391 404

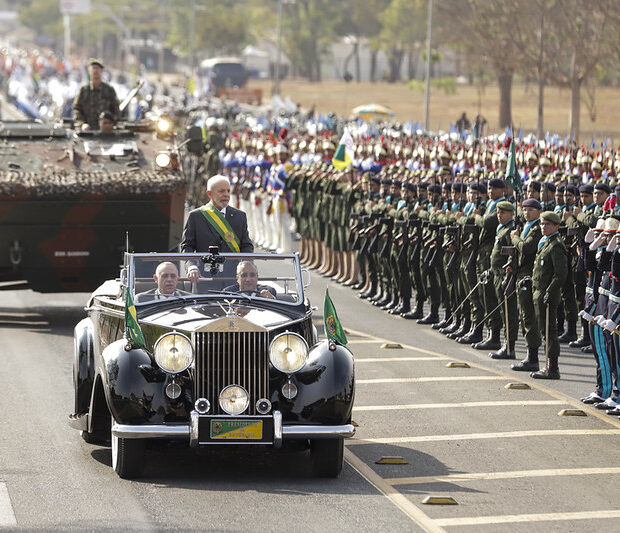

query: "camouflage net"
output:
0 170 186 198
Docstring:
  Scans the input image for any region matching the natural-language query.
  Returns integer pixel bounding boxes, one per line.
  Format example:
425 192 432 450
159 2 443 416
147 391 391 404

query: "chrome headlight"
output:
269 332 309 373
153 332 193 373
155 151 171 168
219 385 249 415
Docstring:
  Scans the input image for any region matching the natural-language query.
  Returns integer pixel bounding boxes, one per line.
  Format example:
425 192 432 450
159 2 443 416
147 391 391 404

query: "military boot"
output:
558 320 577 343
369 287 385 303
432 308 452 330
402 299 424 319
358 280 377 299
382 293 400 310
417 304 440 325
512 347 539 371
569 319 590 347
473 328 501 350
440 315 460 335
374 291 392 307
489 341 516 359
448 317 471 339
390 298 410 315
531 365 560 380
457 323 484 344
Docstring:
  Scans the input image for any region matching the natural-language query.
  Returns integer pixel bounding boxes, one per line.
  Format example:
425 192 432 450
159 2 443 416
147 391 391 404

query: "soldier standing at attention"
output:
73 59 120 131
510 199 543 371
531 211 568 379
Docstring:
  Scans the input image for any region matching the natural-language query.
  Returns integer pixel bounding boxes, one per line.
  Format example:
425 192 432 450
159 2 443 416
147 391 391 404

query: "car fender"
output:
278 340 355 426
73 318 95 414
99 339 191 424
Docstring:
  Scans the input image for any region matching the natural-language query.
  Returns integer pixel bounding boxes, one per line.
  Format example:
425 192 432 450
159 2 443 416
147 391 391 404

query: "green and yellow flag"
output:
200 203 241 252
324 288 347 345
332 129 355 171
125 287 147 350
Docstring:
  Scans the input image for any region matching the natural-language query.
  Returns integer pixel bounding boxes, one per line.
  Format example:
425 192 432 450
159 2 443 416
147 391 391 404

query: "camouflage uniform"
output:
73 82 120 129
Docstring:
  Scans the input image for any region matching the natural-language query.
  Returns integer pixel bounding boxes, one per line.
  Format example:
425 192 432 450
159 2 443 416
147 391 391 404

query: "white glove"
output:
607 239 618 252
584 228 596 243
590 234 605 251
579 310 594 322
595 315 606 326
603 319 617 332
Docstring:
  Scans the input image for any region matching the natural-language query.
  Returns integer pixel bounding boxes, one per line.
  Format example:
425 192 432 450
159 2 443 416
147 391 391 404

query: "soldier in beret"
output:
73 59 120 131
531 211 568 379
511 199 543 371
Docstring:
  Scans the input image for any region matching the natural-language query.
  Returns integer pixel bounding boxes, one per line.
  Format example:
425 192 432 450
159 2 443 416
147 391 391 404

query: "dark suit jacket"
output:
181 205 254 254
223 282 277 297
135 288 191 303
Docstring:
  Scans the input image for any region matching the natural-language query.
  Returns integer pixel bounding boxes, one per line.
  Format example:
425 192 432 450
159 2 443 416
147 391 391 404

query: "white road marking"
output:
357 376 505 384
347 429 620 445
353 400 564 412
434 510 620 527
387 466 620 485
355 356 439 362
345 449 446 533
0 483 16 527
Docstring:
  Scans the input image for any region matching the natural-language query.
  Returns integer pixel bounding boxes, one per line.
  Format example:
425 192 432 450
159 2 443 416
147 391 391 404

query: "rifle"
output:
395 220 410 263
408 218 424 265
444 225 461 274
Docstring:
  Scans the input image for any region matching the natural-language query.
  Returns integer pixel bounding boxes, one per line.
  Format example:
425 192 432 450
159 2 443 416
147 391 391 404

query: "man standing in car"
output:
73 59 120 131
182 175 254 282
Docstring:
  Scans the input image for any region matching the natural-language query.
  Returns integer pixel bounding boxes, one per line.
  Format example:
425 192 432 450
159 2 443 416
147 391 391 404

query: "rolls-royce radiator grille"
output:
194 331 269 415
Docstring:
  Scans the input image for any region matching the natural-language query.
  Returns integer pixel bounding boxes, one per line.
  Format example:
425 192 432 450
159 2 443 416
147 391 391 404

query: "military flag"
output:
332 128 355 171
125 287 147 350
505 139 523 199
323 288 347 345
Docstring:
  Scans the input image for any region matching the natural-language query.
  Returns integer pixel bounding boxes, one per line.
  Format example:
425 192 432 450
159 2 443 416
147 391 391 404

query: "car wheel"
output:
111 421 145 479
310 438 344 478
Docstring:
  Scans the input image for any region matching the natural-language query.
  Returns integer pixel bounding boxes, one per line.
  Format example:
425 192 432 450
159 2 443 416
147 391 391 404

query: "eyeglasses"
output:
239 272 257 278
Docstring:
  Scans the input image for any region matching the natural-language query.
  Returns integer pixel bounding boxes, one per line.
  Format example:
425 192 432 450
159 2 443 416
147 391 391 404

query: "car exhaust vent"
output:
194 331 269 415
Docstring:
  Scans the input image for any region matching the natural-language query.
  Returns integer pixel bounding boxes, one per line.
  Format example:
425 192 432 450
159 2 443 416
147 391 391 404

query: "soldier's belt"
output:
586 287 594 295
609 294 620 304
599 287 611 296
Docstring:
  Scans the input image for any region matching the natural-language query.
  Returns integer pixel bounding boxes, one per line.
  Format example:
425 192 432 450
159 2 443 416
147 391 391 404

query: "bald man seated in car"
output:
135 262 191 302
224 261 276 299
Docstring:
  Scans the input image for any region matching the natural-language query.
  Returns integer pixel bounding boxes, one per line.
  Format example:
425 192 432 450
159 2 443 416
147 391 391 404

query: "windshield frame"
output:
125 252 304 307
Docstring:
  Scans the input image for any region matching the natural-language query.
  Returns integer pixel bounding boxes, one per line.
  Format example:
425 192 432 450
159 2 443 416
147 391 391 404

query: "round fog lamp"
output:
281 382 298 400
157 118 172 133
219 385 249 415
194 398 210 414
256 398 272 414
165 382 182 399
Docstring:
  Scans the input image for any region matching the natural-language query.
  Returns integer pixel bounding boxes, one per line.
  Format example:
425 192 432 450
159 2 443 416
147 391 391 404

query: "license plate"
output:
210 419 263 440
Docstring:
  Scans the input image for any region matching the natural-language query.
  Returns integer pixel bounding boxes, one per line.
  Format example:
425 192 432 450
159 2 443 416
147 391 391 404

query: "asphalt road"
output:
1 268 620 532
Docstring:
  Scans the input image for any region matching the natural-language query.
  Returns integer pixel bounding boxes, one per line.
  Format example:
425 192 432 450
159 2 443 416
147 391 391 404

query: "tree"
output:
540 0 615 141
378 0 426 83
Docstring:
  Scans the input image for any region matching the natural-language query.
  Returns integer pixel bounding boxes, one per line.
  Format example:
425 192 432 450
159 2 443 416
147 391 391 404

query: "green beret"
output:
540 210 561 224
497 200 515 212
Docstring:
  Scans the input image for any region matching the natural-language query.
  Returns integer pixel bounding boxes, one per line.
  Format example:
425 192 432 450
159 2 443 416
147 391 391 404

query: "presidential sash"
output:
199 203 241 252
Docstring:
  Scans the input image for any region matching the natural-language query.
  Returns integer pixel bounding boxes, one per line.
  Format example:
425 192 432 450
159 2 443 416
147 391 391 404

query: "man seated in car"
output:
135 262 190 302
98 110 117 133
224 261 276 299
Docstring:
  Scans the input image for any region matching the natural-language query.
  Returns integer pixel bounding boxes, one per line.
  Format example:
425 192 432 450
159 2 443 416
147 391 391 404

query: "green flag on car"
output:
324 288 347 345
125 287 147 350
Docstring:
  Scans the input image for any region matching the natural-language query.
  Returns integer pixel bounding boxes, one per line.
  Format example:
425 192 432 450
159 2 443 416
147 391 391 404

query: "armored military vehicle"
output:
0 117 203 292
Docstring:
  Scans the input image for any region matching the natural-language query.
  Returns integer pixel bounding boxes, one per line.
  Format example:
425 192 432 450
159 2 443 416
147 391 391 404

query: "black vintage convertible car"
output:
69 251 355 478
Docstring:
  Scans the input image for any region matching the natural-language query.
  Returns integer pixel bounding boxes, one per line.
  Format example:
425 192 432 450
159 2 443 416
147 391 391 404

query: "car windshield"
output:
129 253 303 305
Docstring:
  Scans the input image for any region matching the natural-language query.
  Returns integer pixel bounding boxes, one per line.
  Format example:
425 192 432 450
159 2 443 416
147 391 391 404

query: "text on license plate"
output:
210 419 263 440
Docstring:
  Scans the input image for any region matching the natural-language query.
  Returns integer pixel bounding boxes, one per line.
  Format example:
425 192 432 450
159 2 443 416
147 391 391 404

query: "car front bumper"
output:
111 410 355 447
